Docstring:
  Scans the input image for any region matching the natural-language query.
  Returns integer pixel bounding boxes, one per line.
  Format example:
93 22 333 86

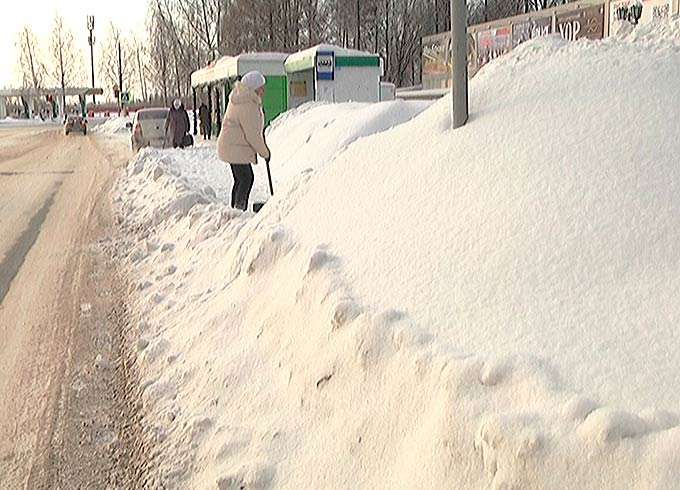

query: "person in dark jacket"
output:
198 102 211 140
165 98 190 148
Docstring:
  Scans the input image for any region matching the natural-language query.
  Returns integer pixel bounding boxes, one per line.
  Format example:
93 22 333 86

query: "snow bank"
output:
115 25 680 489
262 100 432 186
92 115 132 136
285 33 680 412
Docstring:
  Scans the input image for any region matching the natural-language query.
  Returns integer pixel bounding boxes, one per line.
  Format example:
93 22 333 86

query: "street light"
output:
450 0 468 129
87 15 96 105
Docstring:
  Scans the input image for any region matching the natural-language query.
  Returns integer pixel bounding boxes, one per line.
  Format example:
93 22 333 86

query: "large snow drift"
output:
286 33 680 411
115 26 680 489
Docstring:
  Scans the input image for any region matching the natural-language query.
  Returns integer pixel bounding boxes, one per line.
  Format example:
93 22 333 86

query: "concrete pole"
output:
118 41 123 115
451 0 469 129
0 97 7 119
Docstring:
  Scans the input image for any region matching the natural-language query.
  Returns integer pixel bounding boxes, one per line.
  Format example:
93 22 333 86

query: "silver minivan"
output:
130 108 170 152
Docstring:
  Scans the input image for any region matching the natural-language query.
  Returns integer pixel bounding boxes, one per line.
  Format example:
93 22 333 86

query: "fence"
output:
422 0 679 90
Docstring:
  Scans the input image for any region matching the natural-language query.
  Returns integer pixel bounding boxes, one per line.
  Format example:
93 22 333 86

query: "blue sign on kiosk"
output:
316 51 335 81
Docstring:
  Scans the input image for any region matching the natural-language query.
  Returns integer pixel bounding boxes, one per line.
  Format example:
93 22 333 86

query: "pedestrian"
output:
198 101 211 140
165 98 190 149
217 71 270 211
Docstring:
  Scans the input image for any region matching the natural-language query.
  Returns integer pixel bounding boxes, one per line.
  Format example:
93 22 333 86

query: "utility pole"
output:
118 40 123 115
87 15 96 105
450 0 468 129
385 0 389 75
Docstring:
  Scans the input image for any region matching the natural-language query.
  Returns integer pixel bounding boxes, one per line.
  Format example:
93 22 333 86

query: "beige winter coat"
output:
217 82 270 164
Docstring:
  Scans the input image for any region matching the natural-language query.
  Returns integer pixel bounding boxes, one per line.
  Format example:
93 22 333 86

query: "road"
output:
0 126 145 488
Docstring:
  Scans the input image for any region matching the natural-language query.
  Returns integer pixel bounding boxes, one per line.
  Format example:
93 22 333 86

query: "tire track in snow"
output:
0 183 61 306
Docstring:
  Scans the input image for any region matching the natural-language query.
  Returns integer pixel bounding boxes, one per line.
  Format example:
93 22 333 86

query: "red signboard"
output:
476 26 513 69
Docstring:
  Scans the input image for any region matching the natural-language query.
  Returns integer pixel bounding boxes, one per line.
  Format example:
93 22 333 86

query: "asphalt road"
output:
0 126 146 488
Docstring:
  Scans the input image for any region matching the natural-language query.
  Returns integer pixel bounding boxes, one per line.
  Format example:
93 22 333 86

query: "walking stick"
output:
253 120 273 213
265 157 274 196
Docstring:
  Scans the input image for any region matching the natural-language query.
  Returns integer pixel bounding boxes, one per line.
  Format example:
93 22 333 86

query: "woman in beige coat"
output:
217 71 271 211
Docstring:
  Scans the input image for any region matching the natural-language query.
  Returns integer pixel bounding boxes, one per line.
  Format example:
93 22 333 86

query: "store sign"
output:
316 51 335 81
610 0 673 29
422 33 452 88
476 25 513 69
512 16 553 47
422 33 451 78
422 32 479 88
555 5 605 42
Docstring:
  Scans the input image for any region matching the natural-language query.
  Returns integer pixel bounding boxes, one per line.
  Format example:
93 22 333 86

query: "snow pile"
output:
262 100 432 185
93 115 132 136
116 25 680 489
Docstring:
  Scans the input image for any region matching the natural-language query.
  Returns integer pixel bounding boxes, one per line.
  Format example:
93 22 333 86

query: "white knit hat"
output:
241 71 266 90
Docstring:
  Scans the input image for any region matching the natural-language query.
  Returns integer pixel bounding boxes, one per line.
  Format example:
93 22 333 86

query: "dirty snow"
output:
113 26 680 490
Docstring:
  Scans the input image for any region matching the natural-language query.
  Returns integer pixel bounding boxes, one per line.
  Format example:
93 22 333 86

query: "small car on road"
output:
64 115 88 136
129 108 171 152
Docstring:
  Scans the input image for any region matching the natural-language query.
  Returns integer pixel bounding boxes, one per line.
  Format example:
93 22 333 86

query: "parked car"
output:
64 115 87 135
129 108 170 152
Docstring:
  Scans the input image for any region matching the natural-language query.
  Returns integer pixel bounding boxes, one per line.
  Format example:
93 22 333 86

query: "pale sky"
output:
1 0 149 88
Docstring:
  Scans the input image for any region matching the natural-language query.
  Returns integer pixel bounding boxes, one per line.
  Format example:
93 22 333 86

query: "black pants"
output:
230 164 254 211
172 135 185 149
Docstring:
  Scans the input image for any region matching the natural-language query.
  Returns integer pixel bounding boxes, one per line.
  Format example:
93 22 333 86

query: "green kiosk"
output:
191 52 289 136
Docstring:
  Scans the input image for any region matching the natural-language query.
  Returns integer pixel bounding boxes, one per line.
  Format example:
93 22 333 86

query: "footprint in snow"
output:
330 300 362 331
306 246 337 274
160 242 175 253
217 464 276 490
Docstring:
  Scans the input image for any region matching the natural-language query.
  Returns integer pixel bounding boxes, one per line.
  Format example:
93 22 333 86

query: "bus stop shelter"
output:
191 52 289 137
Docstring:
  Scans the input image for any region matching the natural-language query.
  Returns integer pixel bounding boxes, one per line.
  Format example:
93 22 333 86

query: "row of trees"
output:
16 16 145 101
17 0 571 107
17 15 83 107
144 0 570 101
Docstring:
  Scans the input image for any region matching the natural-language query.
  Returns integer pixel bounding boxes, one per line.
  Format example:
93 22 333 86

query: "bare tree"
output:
50 14 82 114
99 22 136 100
386 0 422 86
137 0 577 98
174 0 223 61
16 26 46 90
131 35 150 101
